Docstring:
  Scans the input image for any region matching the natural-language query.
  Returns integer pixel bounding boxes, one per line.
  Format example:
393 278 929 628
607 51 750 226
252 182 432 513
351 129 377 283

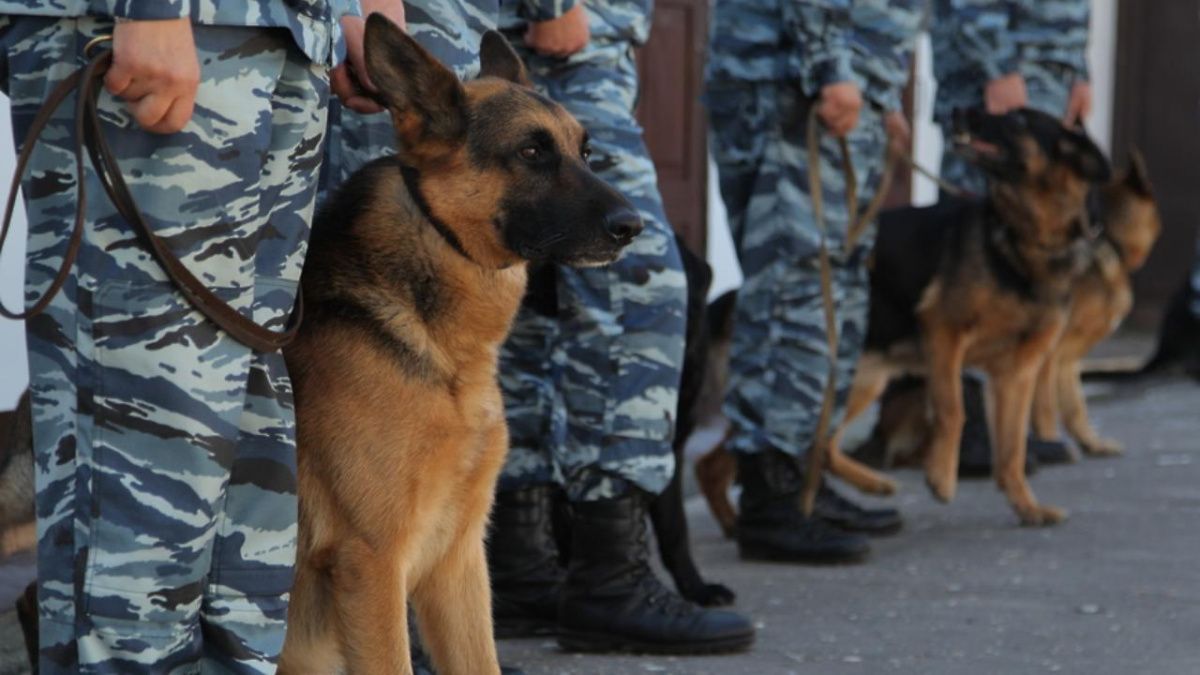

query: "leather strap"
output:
0 48 302 353
797 105 974 516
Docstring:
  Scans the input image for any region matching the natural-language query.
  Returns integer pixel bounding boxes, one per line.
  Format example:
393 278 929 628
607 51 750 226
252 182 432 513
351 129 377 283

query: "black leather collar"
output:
398 163 475 264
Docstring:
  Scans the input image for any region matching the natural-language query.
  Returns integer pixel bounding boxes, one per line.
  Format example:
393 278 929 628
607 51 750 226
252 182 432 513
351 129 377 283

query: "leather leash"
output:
0 40 302 353
798 105 968 516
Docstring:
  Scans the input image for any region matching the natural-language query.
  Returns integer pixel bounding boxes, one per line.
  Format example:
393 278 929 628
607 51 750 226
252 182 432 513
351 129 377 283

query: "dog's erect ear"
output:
479 31 531 87
1056 130 1111 183
1124 146 1154 197
364 14 467 156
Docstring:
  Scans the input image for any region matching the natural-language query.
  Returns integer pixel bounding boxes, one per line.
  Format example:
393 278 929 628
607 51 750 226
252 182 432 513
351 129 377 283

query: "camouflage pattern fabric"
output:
705 0 923 460
0 15 328 673
495 5 687 502
0 0 358 65
932 0 1090 195
500 0 652 45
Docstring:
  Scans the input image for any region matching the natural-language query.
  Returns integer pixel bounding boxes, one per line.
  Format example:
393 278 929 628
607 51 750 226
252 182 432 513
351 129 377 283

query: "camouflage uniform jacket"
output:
931 0 1090 120
0 0 359 64
707 0 925 111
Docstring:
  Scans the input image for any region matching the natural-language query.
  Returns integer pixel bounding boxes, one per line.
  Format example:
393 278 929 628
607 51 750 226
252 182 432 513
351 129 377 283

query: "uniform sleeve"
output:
102 0 193 19
521 0 580 22
790 0 856 89
933 0 1018 79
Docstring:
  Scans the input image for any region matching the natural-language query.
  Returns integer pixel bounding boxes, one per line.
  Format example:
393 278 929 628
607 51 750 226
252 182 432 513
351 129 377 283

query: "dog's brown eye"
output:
581 145 592 161
519 146 541 161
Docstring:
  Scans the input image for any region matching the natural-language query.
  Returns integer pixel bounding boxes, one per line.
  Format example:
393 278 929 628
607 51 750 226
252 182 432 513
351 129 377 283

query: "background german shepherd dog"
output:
823 108 1111 526
0 389 34 558
851 150 1161 472
278 18 642 675
1030 150 1161 456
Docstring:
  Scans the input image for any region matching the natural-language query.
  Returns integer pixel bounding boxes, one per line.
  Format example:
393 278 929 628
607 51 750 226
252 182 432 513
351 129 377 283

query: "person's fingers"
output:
103 65 134 98
145 96 195 135
344 94 385 115
129 93 173 132
331 65 357 104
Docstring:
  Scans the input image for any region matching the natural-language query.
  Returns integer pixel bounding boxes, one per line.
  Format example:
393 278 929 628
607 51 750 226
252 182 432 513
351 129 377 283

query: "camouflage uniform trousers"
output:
937 61 1075 196
0 16 328 674
496 38 686 502
707 80 889 460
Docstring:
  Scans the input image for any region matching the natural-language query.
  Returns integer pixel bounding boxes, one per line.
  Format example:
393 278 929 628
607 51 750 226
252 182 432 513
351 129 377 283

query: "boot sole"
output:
738 542 870 565
557 629 755 655
494 616 558 639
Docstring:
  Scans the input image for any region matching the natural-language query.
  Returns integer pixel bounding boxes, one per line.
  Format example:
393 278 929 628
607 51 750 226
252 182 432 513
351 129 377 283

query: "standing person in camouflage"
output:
482 0 756 655
0 2 355 672
931 0 1092 195
930 0 1091 468
705 0 923 564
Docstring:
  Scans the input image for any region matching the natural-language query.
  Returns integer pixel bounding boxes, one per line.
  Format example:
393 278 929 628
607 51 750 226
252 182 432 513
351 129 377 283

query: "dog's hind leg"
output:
828 355 898 495
695 441 738 539
991 358 1066 526
1030 353 1061 441
411 538 501 675
923 324 970 503
1057 359 1123 456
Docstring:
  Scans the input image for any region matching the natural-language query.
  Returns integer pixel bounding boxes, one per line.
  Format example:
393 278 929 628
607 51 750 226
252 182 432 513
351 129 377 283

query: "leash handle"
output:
800 104 843 517
0 48 303 352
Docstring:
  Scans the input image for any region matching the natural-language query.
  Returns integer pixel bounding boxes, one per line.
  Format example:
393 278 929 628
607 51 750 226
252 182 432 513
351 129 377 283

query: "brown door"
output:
635 0 709 255
1113 3 1200 328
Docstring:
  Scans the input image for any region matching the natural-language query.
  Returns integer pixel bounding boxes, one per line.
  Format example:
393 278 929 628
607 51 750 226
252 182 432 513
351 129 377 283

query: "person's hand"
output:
984 73 1027 114
818 81 862 138
104 19 200 134
1063 80 1092 126
335 0 407 114
525 4 590 58
885 110 911 156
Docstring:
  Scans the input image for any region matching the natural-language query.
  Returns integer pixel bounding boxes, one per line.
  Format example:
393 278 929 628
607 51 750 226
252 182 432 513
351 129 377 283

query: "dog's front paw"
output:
683 582 737 608
1016 503 1067 527
869 475 900 496
1082 437 1124 457
924 468 957 503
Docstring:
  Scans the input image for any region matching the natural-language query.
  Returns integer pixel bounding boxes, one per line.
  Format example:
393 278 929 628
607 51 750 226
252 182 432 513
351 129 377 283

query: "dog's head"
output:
953 107 1111 248
1099 148 1161 271
363 16 641 269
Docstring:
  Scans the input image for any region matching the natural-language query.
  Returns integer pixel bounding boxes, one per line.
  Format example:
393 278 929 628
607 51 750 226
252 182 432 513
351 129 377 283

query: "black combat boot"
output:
958 373 1038 477
814 480 903 536
736 450 870 563
557 492 755 654
487 485 565 638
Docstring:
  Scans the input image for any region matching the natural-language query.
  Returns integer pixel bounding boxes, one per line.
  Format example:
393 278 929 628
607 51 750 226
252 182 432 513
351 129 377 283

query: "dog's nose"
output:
604 209 644 243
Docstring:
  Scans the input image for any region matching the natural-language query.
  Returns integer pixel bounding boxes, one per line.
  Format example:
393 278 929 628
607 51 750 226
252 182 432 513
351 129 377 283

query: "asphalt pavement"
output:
2 372 1198 675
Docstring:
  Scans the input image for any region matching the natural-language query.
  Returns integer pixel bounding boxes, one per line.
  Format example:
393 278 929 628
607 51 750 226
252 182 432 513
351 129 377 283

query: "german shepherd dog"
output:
819 107 1111 526
277 17 641 675
1030 150 1160 456
849 151 1161 471
0 389 34 558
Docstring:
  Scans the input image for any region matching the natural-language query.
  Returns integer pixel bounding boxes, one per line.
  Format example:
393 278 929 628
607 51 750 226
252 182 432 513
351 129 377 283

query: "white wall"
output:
0 96 28 410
